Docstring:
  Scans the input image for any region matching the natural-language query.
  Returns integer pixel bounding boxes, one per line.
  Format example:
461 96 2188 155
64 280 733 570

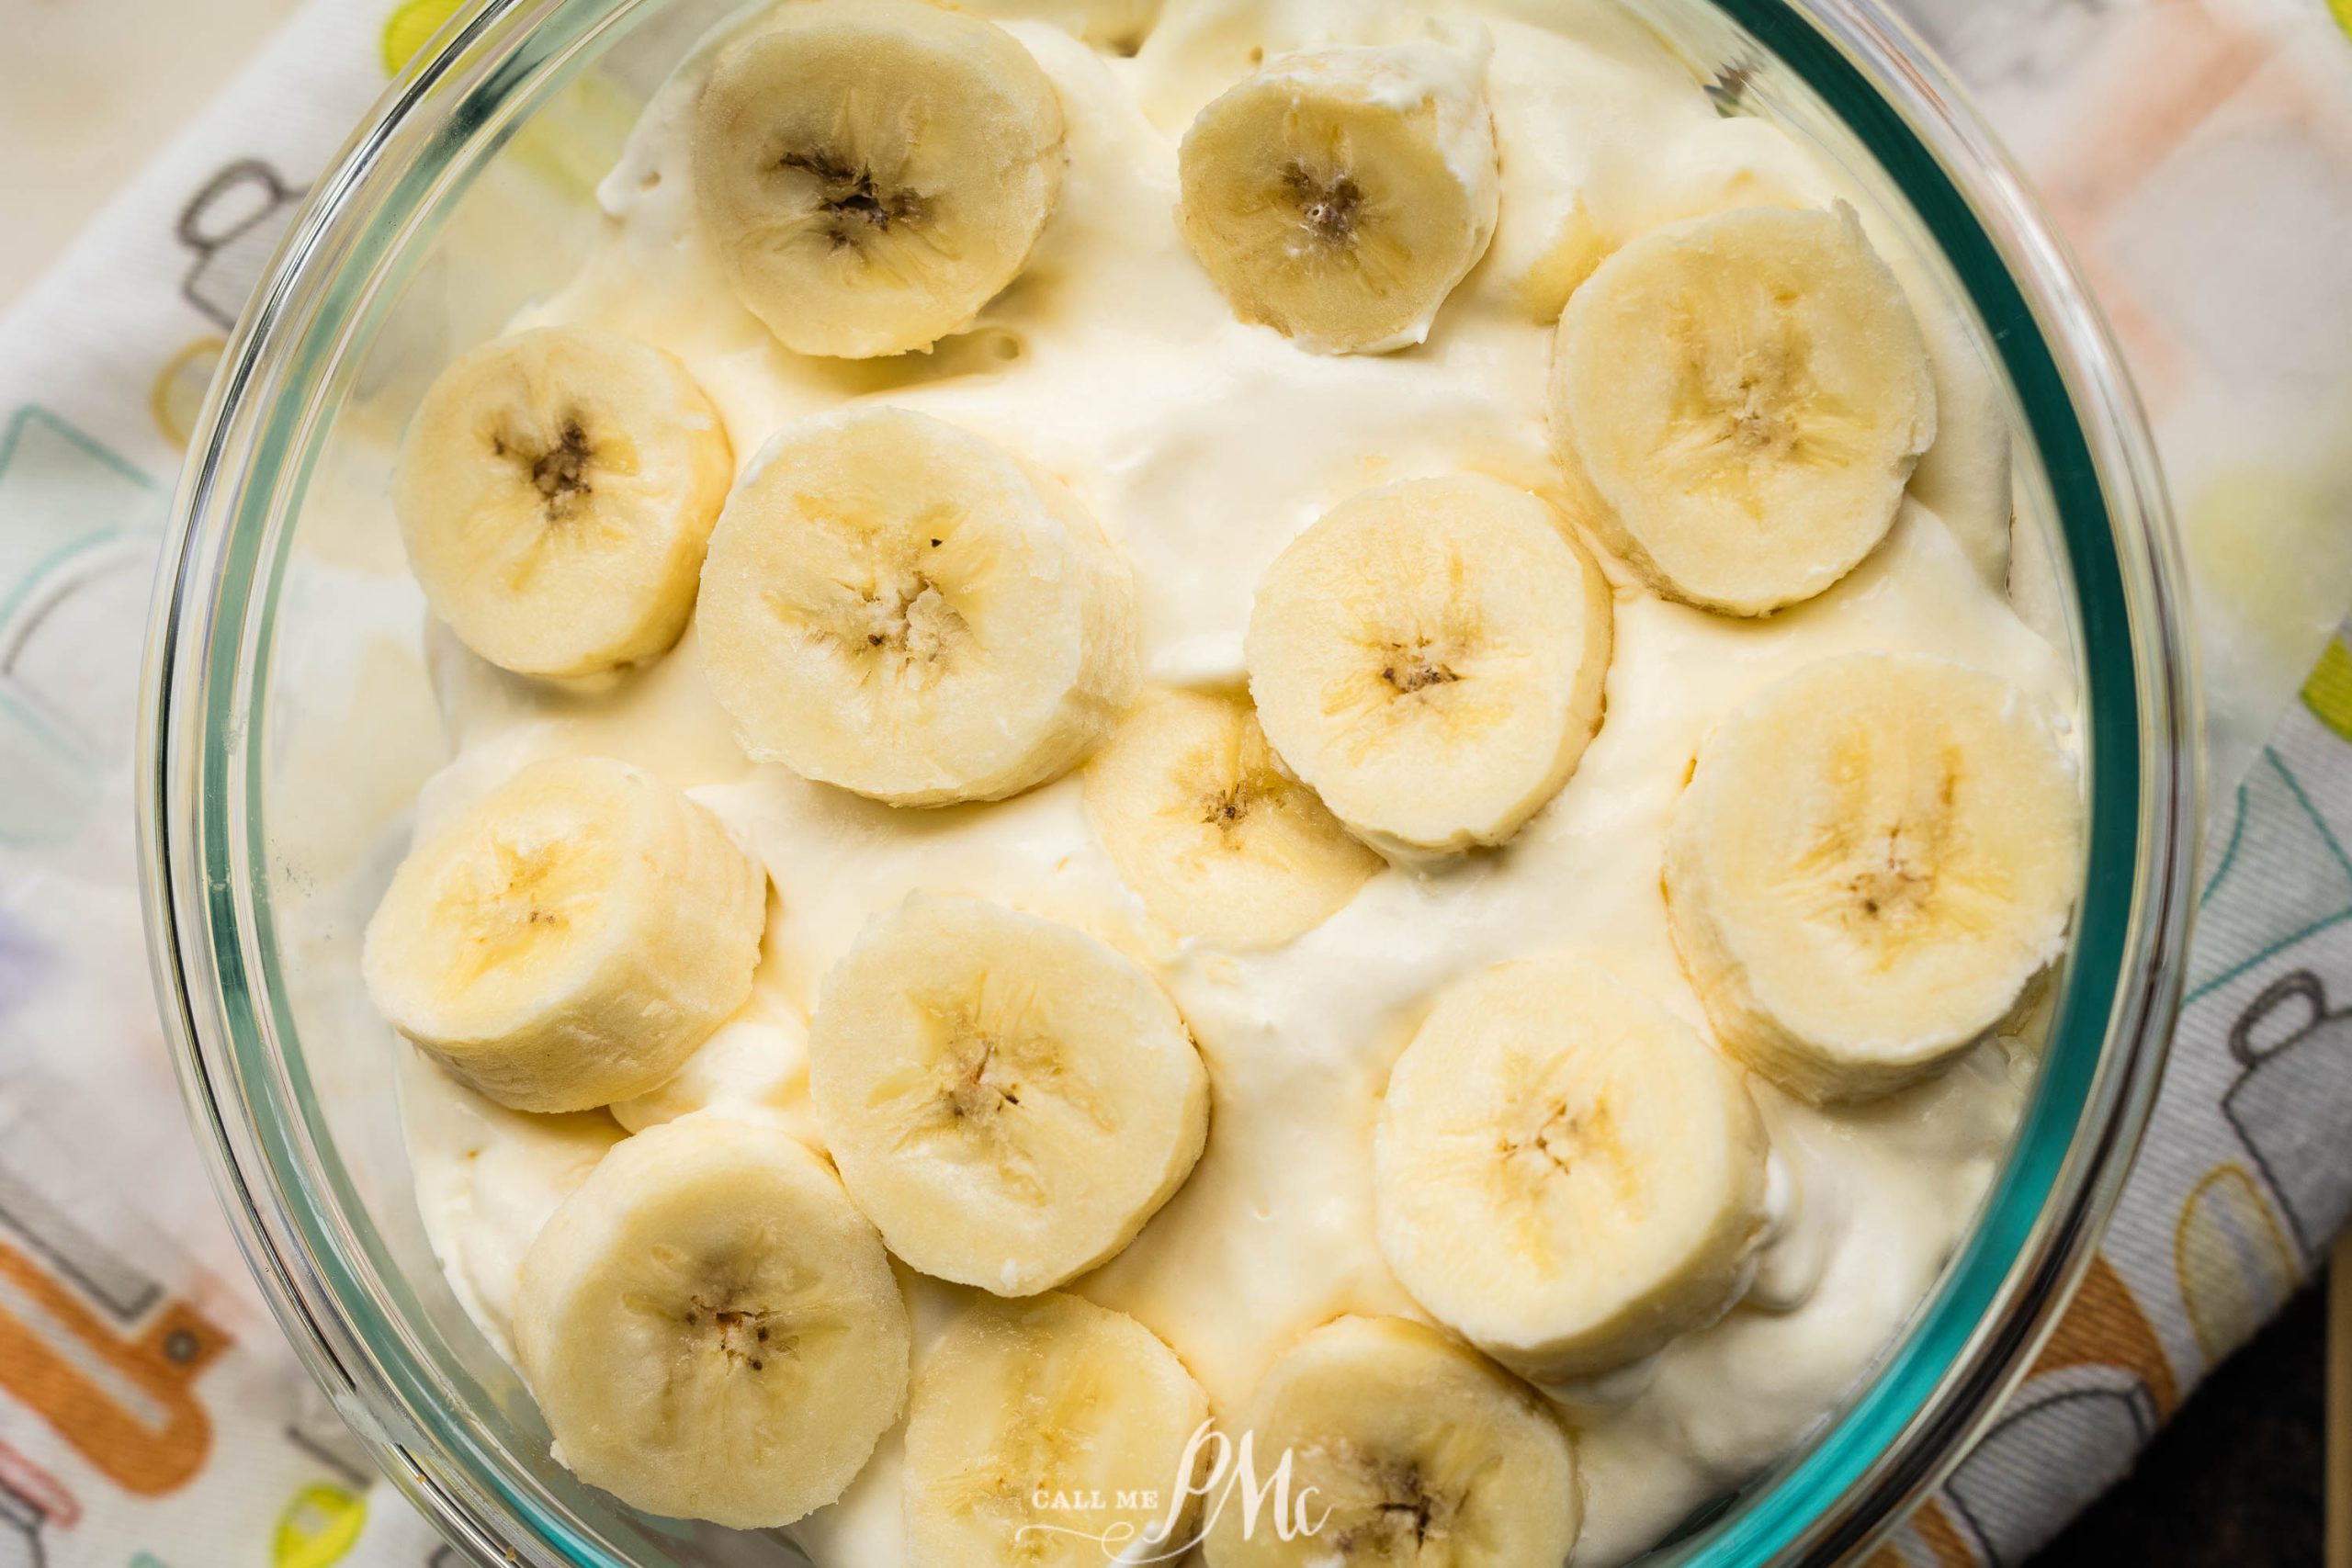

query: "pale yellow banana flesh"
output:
1178 40 1499 354
1549 205 1936 615
1084 686 1382 949
1375 958 1770 1382
512 1114 910 1529
1204 1315 1579 1568
692 0 1066 359
1245 475 1611 855
1665 653 2082 1103
390 324 732 679
808 894 1209 1295
360 756 765 1113
696 407 1139 806
905 1292 1210 1568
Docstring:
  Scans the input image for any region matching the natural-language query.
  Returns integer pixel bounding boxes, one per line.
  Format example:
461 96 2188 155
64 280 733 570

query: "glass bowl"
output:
139 0 2199 1563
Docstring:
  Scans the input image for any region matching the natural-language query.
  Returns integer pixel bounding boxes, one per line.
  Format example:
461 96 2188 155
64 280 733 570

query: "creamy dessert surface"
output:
386 0 2073 1562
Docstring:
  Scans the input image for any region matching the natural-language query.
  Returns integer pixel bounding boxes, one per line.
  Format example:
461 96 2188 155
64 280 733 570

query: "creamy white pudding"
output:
378 0 2076 1562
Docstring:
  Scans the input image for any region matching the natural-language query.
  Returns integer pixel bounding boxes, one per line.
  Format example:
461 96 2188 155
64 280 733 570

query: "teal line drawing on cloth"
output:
0 405 162 847
0 405 156 626
0 692 92 849
2185 746 2352 1003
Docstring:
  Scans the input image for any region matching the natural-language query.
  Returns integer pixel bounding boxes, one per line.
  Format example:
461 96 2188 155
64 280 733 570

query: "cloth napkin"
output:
0 2 2348 1566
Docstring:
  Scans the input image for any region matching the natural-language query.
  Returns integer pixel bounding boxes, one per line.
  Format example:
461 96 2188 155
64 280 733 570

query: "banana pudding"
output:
369 0 2082 1564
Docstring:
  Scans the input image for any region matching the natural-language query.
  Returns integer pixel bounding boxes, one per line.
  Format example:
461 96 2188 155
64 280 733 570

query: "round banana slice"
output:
1084 687 1383 949
1665 653 2082 1103
698 407 1139 806
1203 1315 1578 1568
514 1114 910 1529
1375 958 1770 1382
693 0 1066 359
1178 39 1499 354
906 1292 1211 1568
1245 476 1611 856
808 894 1210 1295
1548 205 1937 616
361 756 766 1113
390 325 733 679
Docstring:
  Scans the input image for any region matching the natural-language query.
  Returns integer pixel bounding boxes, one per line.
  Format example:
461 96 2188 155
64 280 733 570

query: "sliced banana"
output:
1245 475 1611 856
1203 1315 1578 1568
390 325 732 680
1178 36 1499 354
1548 205 1936 615
693 0 1066 358
361 757 765 1113
808 894 1210 1294
906 1292 1210 1567
512 1114 910 1528
1664 653 2082 1103
1085 686 1383 949
1375 957 1770 1382
697 407 1139 806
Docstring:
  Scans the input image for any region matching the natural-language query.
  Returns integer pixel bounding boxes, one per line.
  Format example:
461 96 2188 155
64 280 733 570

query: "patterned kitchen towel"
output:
0 2 2347 1566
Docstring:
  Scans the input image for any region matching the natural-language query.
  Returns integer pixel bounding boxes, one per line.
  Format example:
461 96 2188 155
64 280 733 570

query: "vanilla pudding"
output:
370 0 2080 1562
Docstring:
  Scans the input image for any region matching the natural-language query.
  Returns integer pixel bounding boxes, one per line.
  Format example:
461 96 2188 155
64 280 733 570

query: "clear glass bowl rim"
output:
136 0 2202 1563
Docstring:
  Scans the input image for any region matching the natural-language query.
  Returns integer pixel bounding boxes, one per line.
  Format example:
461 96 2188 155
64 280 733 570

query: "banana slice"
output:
693 0 1066 358
1548 205 1936 615
1084 687 1383 949
809 894 1209 1294
390 325 732 679
1245 476 1611 856
1374 958 1770 1382
362 757 766 1113
697 407 1139 806
906 1292 1211 1567
1664 653 2082 1103
1203 1315 1578 1568
1178 36 1499 354
513 1114 910 1528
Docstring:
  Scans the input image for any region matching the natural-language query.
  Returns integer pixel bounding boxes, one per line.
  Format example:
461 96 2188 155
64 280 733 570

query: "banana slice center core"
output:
1505 1092 1637 1207
1283 162 1365 248
944 1028 1024 1124
493 417 597 522
780 529 974 689
1843 824 1938 924
443 832 594 987
1200 771 1274 836
687 1297 786 1371
899 999 1110 1202
859 571 964 667
1377 635 1464 695
783 149 926 248
1802 742 1974 954
1329 1452 1463 1559
1669 306 1853 513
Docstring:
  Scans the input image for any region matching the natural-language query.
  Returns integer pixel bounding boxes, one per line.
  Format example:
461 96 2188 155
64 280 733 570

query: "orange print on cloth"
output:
0 1239 230 1495
2026 1254 2180 1416
1864 1495 1979 1568
1933 1257 2176 1566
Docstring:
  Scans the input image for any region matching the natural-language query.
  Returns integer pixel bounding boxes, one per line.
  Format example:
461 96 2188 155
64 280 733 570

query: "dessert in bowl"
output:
141 0 2196 1564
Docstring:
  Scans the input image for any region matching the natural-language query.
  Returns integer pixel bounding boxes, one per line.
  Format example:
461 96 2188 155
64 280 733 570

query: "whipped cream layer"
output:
396 0 2072 1561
